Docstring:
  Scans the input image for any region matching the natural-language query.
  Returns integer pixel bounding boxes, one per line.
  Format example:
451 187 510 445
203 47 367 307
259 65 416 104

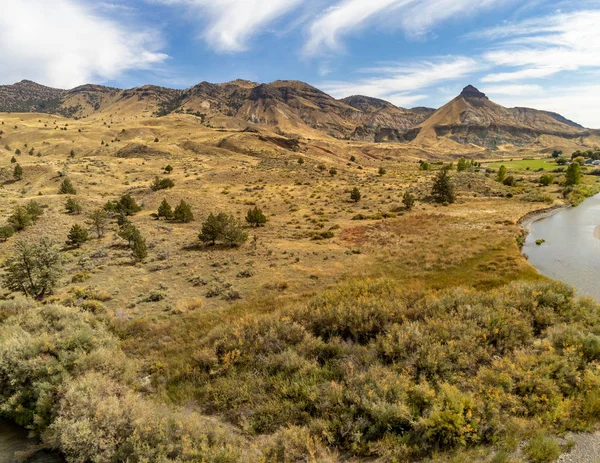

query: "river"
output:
524 193 600 301
0 421 64 463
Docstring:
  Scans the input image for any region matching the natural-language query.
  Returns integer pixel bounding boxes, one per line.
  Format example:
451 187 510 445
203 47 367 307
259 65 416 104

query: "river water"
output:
524 193 600 301
0 421 64 463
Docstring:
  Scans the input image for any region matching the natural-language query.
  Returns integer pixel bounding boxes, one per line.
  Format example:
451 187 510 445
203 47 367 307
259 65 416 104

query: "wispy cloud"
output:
153 0 304 53
320 56 480 106
475 10 600 82
303 0 516 56
0 0 167 88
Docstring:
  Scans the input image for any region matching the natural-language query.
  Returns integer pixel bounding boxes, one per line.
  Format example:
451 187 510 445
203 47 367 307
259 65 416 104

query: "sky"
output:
2 0 600 127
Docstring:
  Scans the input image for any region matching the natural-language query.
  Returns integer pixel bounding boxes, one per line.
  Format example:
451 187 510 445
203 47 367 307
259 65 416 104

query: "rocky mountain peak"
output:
460 85 487 99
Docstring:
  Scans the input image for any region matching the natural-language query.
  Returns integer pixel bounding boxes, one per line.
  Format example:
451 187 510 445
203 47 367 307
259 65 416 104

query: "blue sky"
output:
2 0 600 127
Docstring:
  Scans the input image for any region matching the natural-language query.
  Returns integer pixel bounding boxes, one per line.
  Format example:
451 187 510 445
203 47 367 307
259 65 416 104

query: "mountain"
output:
0 79 431 142
0 80 590 151
411 85 588 150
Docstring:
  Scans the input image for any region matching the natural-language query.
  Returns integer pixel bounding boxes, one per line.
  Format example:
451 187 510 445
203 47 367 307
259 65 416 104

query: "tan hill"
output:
0 79 430 142
411 85 588 150
0 80 592 152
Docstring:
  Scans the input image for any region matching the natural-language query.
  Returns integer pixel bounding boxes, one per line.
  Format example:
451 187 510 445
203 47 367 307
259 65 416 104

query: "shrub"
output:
25 201 44 221
419 160 431 170
105 194 141 216
59 178 77 195
13 163 23 180
246 206 267 227
0 225 15 241
503 175 516 187
150 176 175 191
329 168 337 176
65 197 82 214
539 174 553 186
402 190 415 210
173 199 194 223
378 167 386 176
66 224 89 248
10 156 16 163
199 213 247 246
350 187 361 202
8 206 32 230
523 432 561 463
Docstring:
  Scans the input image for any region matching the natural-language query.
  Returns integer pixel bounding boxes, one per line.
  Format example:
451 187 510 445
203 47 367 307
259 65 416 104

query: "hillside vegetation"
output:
0 106 600 462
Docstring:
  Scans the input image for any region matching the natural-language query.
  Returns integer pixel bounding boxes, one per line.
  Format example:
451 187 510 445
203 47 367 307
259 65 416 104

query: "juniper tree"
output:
8 206 32 231
13 163 23 181
87 208 109 238
431 166 456 204
25 201 43 221
222 215 248 247
131 233 148 262
245 206 267 227
150 176 175 191
199 213 222 245
157 199 173 220
457 158 469 172
65 197 82 214
565 162 582 186
66 224 88 248
3 237 63 299
59 178 77 195
173 200 194 223
496 165 507 183
350 187 361 202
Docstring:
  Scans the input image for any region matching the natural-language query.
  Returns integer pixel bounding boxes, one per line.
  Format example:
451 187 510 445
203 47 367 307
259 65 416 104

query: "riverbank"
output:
518 203 569 233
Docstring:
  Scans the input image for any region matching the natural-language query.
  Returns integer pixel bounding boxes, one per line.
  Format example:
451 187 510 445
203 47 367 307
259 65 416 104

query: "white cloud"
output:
492 84 600 129
320 56 479 106
154 0 304 53
0 0 167 88
481 84 544 96
303 0 515 56
477 10 600 82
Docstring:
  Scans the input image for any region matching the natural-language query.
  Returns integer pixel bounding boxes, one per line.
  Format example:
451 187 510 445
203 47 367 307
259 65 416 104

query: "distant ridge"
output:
0 80 588 150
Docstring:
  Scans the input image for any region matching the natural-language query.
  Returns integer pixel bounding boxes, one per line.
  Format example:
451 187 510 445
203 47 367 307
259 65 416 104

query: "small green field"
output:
485 158 558 171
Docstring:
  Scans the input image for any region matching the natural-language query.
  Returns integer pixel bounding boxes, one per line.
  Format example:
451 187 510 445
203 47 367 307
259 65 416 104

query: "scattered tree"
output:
199 213 247 247
457 158 469 172
329 168 337 177
13 163 23 181
105 194 141 216
378 167 386 176
10 156 16 163
131 233 148 262
164 164 173 174
350 187 361 202
419 160 431 171
431 166 456 204
565 162 582 186
65 197 82 214
552 149 563 158
66 224 88 248
59 178 77 195
0 225 15 241
25 201 44 221
157 199 173 220
246 206 267 227
8 206 32 231
496 165 507 183
173 200 194 223
3 237 63 299
87 208 109 238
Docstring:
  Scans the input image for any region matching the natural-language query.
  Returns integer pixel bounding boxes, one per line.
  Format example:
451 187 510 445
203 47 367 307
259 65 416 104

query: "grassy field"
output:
1 110 600 462
484 158 559 171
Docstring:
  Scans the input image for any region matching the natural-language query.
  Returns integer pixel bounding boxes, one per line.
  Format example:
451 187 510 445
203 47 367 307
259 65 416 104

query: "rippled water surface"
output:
0 421 64 463
524 193 600 301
